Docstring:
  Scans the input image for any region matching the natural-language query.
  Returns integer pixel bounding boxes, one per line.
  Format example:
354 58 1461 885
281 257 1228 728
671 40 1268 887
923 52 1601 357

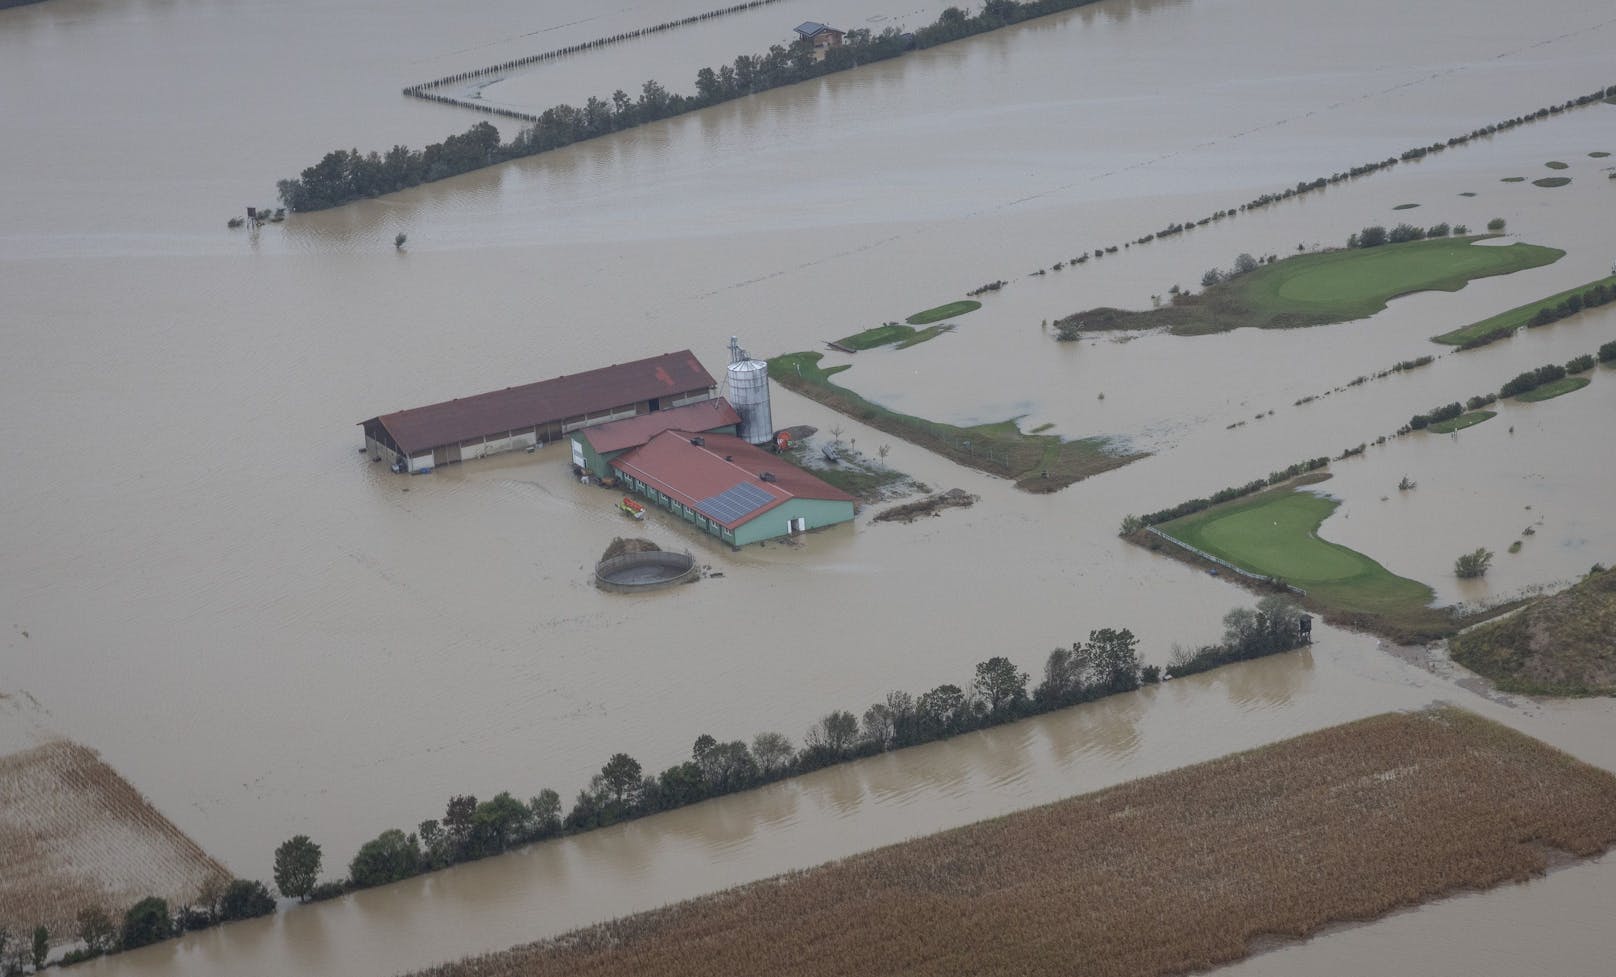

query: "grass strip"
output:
836 323 954 351
1057 237 1563 337
1426 409 1496 433
1533 176 1572 188
408 707 1616 977
1515 375 1590 402
1433 273 1616 345
768 352 1141 491
905 300 980 325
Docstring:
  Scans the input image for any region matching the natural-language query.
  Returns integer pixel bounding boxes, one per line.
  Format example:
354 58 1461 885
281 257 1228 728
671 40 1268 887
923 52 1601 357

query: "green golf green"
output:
1160 488 1434 620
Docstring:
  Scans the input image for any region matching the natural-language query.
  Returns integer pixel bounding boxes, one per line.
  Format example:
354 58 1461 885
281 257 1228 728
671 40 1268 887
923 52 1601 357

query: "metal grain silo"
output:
726 336 773 445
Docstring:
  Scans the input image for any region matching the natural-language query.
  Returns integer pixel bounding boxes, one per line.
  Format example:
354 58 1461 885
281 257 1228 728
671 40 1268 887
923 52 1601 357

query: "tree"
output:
1357 225 1388 248
120 897 173 950
752 731 794 774
861 702 896 750
348 829 421 888
32 926 48 971
598 753 643 806
394 232 407 250
972 656 1029 716
1233 252 1259 274
218 879 276 921
472 792 530 853
1455 547 1494 579
694 66 721 102
273 835 322 902
443 794 478 854
1086 628 1141 693
196 875 226 920
1200 267 1224 287
1487 217 1506 231
76 906 116 954
915 684 967 738
804 710 860 756
529 788 562 838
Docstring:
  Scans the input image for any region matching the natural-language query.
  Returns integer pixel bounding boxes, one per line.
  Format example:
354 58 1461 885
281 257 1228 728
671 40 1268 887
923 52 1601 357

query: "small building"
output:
361 351 717 473
570 398 742 478
611 430 855 547
792 21 845 59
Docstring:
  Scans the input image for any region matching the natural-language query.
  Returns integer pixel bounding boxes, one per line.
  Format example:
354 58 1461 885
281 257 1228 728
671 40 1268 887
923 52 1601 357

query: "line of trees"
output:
32 599 1308 969
1346 221 1464 249
1463 279 1616 350
280 0 1142 212
1399 347 1604 436
1118 457 1330 535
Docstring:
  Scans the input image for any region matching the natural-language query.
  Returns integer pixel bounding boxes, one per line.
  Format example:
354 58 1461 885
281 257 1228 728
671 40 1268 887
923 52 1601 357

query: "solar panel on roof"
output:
697 481 775 525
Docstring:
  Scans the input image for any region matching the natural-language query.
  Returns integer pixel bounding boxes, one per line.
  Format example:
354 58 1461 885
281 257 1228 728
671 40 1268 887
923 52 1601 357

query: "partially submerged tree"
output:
273 835 322 901
1455 548 1494 579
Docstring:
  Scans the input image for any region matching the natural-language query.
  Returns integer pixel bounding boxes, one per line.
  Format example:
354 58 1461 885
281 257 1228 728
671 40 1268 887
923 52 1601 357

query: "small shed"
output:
792 21 845 58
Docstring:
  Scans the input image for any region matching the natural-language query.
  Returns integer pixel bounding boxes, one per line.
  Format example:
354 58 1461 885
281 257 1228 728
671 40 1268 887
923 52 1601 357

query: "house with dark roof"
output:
610 431 855 546
570 398 741 478
792 21 845 58
360 351 717 473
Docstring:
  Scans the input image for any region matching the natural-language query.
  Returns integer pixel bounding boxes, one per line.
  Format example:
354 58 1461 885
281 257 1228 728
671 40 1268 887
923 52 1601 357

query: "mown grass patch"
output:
836 322 953 351
1426 409 1496 434
1515 375 1590 402
1154 481 1453 639
1433 273 1616 346
768 352 1141 492
1451 568 1616 694
905 300 980 325
1533 176 1572 188
1056 237 1563 337
408 707 1616 977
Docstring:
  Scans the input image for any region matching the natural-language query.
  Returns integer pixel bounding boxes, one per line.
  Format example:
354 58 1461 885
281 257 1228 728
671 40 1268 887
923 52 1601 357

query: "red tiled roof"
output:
361 351 715 455
578 399 741 455
610 431 853 530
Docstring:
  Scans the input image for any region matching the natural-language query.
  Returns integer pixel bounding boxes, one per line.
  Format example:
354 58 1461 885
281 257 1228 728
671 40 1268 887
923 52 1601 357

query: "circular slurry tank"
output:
594 551 699 593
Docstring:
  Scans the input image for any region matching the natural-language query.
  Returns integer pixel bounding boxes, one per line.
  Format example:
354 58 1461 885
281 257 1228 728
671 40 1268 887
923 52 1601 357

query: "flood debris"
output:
872 488 978 524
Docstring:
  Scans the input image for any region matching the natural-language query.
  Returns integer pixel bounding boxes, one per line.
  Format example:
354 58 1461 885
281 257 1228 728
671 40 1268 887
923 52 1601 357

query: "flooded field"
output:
2 0 1615 972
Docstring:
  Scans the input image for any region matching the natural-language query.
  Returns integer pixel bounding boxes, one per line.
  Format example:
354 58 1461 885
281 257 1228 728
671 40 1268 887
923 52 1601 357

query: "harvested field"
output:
0 740 228 940
407 708 1616 977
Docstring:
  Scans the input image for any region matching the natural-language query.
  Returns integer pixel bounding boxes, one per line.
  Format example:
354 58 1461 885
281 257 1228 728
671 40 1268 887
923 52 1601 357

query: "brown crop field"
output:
0 740 229 939
409 707 1616 977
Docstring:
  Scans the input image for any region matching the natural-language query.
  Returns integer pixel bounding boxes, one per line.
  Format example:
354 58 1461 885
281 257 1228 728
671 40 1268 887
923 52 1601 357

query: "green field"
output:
1515 376 1590 402
768 352 1141 491
1055 237 1564 337
1157 484 1445 637
1427 410 1496 434
905 300 981 325
836 322 953 351
1433 274 1616 345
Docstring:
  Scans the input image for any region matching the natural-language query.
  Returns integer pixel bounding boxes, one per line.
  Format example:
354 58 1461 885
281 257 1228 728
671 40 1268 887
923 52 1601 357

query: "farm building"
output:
571 398 742 478
792 21 844 58
361 351 717 473
611 431 855 546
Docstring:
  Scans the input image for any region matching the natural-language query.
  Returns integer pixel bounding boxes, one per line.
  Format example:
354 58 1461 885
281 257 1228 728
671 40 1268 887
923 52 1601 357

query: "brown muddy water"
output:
3 0 1616 972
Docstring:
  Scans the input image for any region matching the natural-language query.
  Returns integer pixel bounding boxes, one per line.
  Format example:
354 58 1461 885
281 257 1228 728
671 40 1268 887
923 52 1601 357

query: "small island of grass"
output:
1592 151 1611 158
1450 567 1616 695
1393 202 1420 210
1055 236 1564 338
905 300 981 325
1426 409 1496 433
1545 160 1570 169
1533 176 1572 188
1501 176 1527 182
1514 375 1589 402
768 351 1141 491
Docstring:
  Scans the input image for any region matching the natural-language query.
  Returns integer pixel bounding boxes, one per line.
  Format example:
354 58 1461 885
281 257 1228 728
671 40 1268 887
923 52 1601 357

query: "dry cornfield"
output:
410 707 1616 977
0 740 229 939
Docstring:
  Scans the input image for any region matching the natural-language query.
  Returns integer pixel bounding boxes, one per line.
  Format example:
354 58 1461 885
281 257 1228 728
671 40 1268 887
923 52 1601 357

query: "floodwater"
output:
2 0 1615 973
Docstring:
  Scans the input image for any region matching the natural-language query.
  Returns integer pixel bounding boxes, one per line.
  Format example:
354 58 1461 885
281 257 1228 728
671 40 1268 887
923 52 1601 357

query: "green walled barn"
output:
610 431 855 547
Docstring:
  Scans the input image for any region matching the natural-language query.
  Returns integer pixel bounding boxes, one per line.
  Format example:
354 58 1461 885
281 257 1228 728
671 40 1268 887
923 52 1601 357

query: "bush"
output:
217 879 276 921
1486 217 1506 231
1387 222 1424 244
1355 225 1388 248
1566 353 1596 374
349 829 421 888
1601 339 1616 363
308 881 348 902
1455 548 1494 579
120 896 173 950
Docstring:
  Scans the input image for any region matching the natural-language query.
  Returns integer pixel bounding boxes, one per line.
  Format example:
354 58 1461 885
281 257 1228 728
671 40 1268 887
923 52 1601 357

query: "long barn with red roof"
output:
360 351 717 473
